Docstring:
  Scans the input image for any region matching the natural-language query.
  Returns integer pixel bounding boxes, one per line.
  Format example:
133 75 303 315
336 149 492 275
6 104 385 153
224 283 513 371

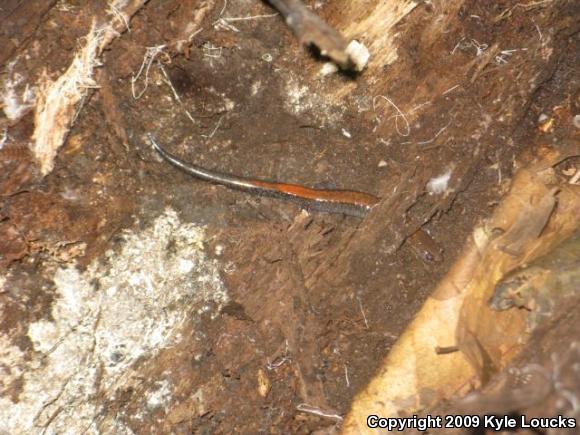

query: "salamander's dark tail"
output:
148 134 260 189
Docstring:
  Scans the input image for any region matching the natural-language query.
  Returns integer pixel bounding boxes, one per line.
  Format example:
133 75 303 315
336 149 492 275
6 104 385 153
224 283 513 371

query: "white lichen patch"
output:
285 77 310 114
0 209 228 434
426 168 454 195
146 379 173 411
283 75 344 124
1 60 36 121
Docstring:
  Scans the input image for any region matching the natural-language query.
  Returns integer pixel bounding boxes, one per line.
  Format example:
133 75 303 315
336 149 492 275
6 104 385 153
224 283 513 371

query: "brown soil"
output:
1 0 578 433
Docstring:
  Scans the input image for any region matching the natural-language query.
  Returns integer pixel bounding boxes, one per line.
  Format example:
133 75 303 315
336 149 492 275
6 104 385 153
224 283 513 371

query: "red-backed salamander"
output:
148 134 379 218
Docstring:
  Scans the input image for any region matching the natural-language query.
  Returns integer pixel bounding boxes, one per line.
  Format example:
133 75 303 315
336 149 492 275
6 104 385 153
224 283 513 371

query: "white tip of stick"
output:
346 40 370 72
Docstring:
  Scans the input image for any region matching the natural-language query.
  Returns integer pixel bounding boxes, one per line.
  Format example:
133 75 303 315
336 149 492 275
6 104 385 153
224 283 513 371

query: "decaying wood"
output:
2 0 579 432
31 0 151 175
0 0 58 66
98 70 130 154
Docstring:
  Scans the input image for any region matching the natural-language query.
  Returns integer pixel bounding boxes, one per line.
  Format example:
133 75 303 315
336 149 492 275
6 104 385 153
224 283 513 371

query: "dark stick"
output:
266 0 355 70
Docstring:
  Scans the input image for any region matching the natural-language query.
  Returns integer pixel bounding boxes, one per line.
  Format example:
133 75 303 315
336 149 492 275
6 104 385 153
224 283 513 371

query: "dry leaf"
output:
343 154 580 434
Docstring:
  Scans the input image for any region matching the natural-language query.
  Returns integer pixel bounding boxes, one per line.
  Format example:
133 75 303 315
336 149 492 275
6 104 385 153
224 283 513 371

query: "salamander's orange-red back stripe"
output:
252 180 379 207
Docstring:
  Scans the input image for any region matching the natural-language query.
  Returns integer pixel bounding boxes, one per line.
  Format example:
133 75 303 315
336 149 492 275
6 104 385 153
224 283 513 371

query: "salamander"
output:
148 134 379 218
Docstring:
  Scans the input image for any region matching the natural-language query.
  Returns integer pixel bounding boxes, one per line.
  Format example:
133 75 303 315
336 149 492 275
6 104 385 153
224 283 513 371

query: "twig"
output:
373 95 410 137
532 19 543 41
442 84 460 96
218 0 228 17
0 128 9 149
569 169 580 185
296 403 343 421
469 43 500 83
159 65 183 105
131 45 167 99
266 0 360 70
409 101 431 114
436 345 459 355
213 0 278 31
267 355 291 370
267 339 291 370
215 19 240 32
471 39 489 57
109 4 131 32
450 37 465 55
222 13 279 22
357 297 369 329
201 115 224 139
494 0 555 23
416 122 451 146
159 65 196 125
202 42 223 59
495 48 527 65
